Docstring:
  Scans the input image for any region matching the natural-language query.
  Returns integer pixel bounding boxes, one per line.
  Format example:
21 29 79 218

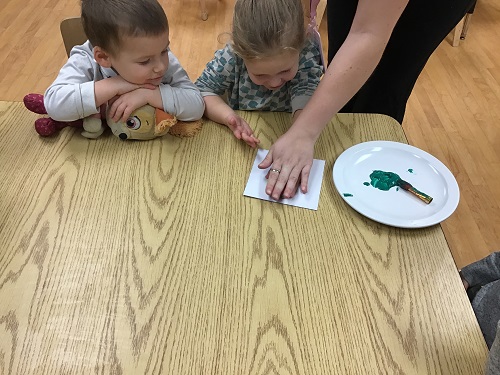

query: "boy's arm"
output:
94 76 147 108
44 44 100 121
158 50 205 121
289 38 324 116
460 252 500 287
44 42 142 121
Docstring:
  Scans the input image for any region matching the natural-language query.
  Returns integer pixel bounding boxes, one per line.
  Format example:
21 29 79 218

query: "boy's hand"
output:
225 114 260 148
110 76 140 95
109 88 153 123
95 76 156 108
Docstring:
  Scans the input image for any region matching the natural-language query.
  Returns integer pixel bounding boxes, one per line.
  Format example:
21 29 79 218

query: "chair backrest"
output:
60 17 87 57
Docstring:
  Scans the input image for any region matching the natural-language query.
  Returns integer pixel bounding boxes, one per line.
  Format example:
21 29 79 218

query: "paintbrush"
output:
396 178 433 204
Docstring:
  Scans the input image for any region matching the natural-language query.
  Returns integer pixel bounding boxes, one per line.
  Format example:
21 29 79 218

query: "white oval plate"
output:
333 141 460 228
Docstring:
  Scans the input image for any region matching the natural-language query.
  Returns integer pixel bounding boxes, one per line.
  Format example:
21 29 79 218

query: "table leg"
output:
199 0 208 21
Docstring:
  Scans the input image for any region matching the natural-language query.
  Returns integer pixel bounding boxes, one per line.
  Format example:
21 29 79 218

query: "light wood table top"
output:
0 101 488 374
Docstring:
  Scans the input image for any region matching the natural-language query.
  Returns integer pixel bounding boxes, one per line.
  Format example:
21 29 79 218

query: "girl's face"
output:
245 50 299 90
105 31 170 86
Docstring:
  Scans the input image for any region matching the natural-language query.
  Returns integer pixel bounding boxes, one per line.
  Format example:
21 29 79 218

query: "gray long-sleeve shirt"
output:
44 41 204 122
461 252 500 349
486 321 500 375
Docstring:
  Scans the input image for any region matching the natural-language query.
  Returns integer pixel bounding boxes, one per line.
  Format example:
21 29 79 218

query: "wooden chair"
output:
452 0 477 47
60 17 87 57
199 0 208 20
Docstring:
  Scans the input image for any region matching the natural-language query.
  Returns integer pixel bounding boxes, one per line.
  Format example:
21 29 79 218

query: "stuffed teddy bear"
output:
23 93 203 140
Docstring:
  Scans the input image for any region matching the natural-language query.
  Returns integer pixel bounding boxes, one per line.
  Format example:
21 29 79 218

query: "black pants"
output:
327 0 476 124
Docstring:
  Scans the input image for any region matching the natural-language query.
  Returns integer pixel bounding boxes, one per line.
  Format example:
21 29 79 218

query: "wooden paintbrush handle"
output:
398 180 433 204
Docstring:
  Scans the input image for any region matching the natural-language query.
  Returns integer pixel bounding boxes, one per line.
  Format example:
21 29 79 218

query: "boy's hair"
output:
81 0 169 54
231 0 305 59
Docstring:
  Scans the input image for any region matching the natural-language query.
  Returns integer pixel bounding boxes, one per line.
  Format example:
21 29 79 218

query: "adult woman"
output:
259 0 475 200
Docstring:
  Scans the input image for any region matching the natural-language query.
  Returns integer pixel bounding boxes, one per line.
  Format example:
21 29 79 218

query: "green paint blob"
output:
343 193 353 197
408 168 414 173
369 170 401 191
396 187 399 191
363 182 370 186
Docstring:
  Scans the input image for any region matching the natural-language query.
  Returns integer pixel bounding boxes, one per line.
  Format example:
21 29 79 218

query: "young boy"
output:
44 0 204 138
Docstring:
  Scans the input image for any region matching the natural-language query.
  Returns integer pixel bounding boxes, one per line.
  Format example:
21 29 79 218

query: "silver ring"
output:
270 168 281 174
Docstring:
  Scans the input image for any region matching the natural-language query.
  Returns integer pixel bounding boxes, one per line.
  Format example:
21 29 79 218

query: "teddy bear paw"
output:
24 93 47 115
35 118 57 137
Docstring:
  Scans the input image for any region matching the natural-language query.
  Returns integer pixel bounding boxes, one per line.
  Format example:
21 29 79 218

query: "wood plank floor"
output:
0 0 498 268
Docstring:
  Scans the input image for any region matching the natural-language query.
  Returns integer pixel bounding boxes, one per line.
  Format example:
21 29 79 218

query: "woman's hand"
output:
258 129 316 200
225 113 260 148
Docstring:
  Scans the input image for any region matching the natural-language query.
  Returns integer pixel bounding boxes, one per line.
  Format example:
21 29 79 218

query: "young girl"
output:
195 0 323 148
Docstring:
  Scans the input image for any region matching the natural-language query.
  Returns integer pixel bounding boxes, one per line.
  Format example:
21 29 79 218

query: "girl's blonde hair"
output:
231 0 305 60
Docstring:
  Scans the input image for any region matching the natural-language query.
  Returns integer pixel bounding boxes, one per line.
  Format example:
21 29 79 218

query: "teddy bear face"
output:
106 105 176 140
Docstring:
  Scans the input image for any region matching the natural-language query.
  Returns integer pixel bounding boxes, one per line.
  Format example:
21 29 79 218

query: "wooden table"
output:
0 101 488 374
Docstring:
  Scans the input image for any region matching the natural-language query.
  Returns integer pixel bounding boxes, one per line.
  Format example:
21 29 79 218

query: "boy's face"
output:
244 50 299 90
103 31 170 86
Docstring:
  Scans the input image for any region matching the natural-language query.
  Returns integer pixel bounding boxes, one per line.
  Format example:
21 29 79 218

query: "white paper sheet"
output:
243 149 326 210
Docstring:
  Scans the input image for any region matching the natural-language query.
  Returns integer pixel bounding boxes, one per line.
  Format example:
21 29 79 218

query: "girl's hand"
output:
258 129 315 200
225 114 260 148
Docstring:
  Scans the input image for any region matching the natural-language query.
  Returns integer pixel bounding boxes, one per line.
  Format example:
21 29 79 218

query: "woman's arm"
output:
293 0 409 139
260 0 409 200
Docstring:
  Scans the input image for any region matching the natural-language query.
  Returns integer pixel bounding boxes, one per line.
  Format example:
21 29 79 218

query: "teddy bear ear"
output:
155 108 177 135
168 119 204 138
24 93 47 115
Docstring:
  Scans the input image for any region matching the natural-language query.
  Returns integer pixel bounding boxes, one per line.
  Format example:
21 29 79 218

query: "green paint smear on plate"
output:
343 193 353 197
369 170 400 191
363 182 370 186
408 168 414 173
